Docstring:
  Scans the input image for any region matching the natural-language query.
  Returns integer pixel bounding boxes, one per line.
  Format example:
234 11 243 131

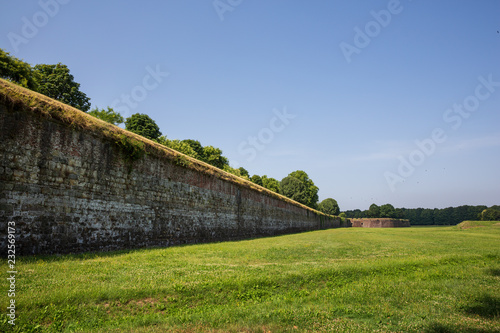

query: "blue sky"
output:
2 0 499 211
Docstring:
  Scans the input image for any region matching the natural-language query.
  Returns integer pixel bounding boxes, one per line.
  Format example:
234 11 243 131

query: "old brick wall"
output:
0 97 341 255
351 218 410 228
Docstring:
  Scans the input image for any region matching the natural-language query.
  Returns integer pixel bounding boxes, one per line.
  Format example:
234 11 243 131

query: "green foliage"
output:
181 139 204 160
261 175 280 193
156 137 231 171
379 203 395 218
0 48 38 90
125 113 162 141
344 205 488 225
0 49 91 111
156 136 198 158
481 208 500 221
318 198 340 216
33 63 91 111
202 145 229 169
367 203 380 218
281 170 319 208
88 107 124 125
223 165 249 179
115 134 145 165
238 167 250 179
250 175 263 186
174 155 191 167
280 176 308 205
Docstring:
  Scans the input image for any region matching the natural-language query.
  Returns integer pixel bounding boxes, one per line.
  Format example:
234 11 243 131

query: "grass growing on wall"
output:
1 224 499 332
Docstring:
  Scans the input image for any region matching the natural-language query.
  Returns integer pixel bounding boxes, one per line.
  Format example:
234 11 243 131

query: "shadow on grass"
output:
14 247 147 263
487 268 500 277
426 322 499 333
464 294 500 319
13 230 324 263
426 294 500 333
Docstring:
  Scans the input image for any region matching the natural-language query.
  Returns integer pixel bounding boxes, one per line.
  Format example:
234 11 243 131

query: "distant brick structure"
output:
351 218 410 228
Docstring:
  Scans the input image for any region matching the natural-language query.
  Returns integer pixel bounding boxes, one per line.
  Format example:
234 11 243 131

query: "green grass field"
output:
2 221 499 332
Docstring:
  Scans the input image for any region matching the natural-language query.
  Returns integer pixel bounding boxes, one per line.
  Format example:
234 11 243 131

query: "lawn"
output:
1 222 499 332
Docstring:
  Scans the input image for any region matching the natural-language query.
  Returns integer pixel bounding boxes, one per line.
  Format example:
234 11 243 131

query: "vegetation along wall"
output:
351 218 410 228
0 79 345 255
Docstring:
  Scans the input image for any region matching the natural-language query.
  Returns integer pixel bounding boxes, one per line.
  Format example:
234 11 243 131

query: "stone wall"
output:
351 218 410 228
0 80 343 255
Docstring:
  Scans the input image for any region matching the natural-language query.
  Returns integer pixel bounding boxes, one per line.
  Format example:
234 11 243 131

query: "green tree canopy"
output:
367 204 380 218
0 48 38 90
125 113 162 141
156 136 198 158
250 175 263 186
181 139 204 160
318 198 340 216
261 175 280 193
281 170 319 208
157 137 230 170
481 208 500 221
202 145 229 169
88 107 124 125
379 204 395 218
280 176 308 205
238 167 250 179
33 63 91 111
344 205 488 225
223 165 249 179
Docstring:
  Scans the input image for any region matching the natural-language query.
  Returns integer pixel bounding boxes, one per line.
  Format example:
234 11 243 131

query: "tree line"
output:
344 204 500 225
0 49 340 215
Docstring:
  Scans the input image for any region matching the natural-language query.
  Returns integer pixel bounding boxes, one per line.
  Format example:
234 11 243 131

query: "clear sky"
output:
2 0 499 211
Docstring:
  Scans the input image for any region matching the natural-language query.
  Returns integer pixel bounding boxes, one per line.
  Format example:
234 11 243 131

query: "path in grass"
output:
1 222 499 332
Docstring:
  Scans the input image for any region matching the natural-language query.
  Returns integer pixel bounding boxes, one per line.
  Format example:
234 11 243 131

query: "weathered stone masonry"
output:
0 80 345 255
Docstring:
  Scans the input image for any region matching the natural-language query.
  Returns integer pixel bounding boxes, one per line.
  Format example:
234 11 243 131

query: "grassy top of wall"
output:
0 78 332 217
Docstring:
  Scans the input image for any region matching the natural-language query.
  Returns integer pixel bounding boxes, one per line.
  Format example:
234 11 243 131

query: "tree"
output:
367 204 380 218
318 198 340 216
280 176 308 205
88 107 124 125
33 63 91 111
238 167 250 179
202 145 229 169
379 204 395 218
283 170 319 208
250 175 263 186
420 209 434 225
394 208 405 219
182 139 204 160
344 209 364 219
481 208 500 221
125 113 162 141
339 212 347 222
223 165 250 179
261 175 280 193
157 137 198 157
0 48 38 90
